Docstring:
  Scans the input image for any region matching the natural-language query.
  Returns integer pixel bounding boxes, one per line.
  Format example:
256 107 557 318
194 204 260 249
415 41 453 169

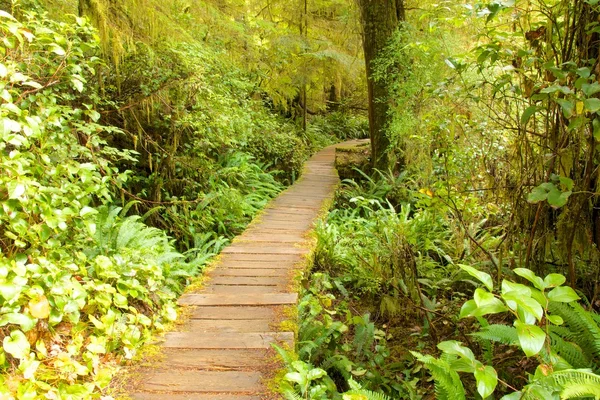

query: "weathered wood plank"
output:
163 331 294 349
178 293 297 306
219 253 304 261
216 260 298 269
186 319 272 333
159 348 268 369
140 370 262 392
132 393 260 400
189 306 279 320
210 268 290 277
208 276 286 285
221 246 309 255
201 285 286 295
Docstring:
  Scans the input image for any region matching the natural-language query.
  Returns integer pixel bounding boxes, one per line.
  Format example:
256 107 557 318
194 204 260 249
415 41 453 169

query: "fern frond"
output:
549 332 589 369
522 369 600 399
472 324 519 346
344 388 392 400
548 302 600 372
412 352 466 400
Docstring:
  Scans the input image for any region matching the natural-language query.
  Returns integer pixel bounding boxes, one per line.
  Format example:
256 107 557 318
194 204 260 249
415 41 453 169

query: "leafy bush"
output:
413 266 600 399
0 10 214 398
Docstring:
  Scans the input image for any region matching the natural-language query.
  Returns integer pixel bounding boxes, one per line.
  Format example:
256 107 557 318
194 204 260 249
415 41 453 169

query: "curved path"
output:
130 142 347 399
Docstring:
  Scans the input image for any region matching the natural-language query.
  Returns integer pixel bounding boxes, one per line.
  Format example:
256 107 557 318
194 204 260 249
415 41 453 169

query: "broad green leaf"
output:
474 365 498 398
527 184 549 203
540 85 573 95
459 299 478 318
438 341 476 362
79 206 97 218
503 291 543 321
3 330 30 359
546 314 564 325
284 372 304 385
473 288 508 315
556 99 574 118
546 186 571 208
514 321 546 357
594 118 600 141
521 106 538 126
543 273 566 288
500 392 523 400
0 312 37 332
72 78 84 93
306 368 327 381
547 286 580 302
0 283 22 301
582 82 600 96
501 280 531 297
513 268 545 290
50 44 65 56
459 265 493 291
7 182 25 199
584 98 600 113
558 176 574 191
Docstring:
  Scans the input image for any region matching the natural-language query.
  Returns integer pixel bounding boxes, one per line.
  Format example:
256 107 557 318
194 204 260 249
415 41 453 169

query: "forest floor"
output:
124 141 364 399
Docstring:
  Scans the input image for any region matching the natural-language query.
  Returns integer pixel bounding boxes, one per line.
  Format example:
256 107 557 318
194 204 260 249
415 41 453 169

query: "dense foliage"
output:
0 0 365 396
281 0 600 399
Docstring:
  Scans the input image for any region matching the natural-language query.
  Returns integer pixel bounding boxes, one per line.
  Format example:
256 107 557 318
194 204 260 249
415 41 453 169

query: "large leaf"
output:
513 268 545 290
547 286 580 303
474 365 498 398
584 98 600 113
3 330 30 359
514 321 546 357
521 106 538 125
459 265 493 291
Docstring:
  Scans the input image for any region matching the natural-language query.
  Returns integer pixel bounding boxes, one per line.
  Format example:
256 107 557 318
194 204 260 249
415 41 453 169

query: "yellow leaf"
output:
419 188 434 197
28 295 50 319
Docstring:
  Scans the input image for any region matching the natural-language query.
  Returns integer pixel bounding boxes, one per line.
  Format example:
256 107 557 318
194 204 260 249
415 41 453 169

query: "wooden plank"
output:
190 306 279 320
159 348 268 369
221 246 309 255
140 370 262 392
178 293 297 306
163 331 294 349
219 253 303 261
235 235 305 243
186 319 272 333
210 268 290 277
216 260 299 269
132 393 260 400
201 285 286 295
208 276 286 285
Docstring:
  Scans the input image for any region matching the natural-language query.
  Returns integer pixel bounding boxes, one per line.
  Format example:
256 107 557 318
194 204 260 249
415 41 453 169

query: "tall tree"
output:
357 0 404 170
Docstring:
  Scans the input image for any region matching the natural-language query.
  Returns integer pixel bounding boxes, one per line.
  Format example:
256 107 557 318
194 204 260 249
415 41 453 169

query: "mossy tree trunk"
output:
357 0 404 170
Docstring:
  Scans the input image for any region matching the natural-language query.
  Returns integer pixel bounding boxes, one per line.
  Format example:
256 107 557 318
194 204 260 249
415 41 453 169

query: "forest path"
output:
129 141 361 399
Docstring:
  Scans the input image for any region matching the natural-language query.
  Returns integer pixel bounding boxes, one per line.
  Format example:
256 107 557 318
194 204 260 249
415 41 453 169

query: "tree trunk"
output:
357 0 404 170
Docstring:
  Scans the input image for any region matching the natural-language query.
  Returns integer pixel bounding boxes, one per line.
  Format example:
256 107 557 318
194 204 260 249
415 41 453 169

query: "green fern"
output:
411 352 467 400
521 369 600 399
472 324 519 346
548 302 600 373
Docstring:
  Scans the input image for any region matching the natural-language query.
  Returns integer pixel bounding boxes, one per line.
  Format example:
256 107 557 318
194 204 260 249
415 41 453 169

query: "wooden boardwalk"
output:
130 143 343 399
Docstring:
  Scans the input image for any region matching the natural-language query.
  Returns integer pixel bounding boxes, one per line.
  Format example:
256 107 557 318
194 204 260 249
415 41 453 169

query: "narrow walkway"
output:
130 143 345 399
